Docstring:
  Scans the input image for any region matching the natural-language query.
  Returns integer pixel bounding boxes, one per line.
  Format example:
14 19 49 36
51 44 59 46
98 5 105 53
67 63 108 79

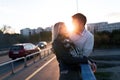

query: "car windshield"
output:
39 43 44 45
10 46 23 51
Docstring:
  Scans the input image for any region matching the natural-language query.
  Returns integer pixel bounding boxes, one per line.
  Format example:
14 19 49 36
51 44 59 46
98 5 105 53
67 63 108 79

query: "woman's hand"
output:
88 60 97 72
91 63 97 72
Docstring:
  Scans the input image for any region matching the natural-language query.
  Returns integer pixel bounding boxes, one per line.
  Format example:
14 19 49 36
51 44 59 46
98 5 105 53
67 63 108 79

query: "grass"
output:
91 50 120 80
95 72 113 80
90 55 120 61
96 63 120 68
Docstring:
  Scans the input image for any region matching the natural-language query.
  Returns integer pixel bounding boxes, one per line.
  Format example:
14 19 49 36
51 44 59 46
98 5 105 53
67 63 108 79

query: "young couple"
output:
52 13 96 80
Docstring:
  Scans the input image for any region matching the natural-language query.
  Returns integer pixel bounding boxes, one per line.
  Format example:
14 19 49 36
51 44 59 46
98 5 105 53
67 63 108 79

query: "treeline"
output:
0 28 120 49
94 29 120 49
28 31 52 43
0 30 52 49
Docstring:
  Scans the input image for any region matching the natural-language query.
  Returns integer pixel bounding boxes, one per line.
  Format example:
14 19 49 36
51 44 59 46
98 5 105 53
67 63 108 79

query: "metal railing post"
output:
43 50 45 58
24 57 27 67
48 49 49 55
45 50 47 57
11 62 14 74
46 50 48 56
49 49 50 54
33 55 36 63
39 52 41 59
47 50 49 56
49 49 50 55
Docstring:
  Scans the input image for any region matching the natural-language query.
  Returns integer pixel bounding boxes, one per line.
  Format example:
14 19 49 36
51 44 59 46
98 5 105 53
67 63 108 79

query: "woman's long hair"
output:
52 22 64 42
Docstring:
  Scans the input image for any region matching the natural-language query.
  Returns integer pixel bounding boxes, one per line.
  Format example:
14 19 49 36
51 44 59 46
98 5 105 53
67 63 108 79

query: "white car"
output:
37 41 47 49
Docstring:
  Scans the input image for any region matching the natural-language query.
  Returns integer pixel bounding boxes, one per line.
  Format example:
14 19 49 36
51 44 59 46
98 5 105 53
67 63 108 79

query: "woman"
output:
52 22 89 80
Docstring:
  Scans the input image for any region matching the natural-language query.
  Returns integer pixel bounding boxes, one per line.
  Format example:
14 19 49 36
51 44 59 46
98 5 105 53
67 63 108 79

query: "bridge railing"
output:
81 64 96 80
0 48 52 79
0 47 97 80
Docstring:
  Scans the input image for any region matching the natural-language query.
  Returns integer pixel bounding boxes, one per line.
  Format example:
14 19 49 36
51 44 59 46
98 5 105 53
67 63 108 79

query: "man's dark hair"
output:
72 13 87 25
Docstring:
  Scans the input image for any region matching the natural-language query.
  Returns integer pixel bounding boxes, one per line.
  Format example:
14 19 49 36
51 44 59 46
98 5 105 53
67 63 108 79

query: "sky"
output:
0 0 120 33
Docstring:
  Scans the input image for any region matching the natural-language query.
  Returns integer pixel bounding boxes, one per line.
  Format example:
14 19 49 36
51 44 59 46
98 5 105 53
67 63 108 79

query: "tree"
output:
94 30 120 48
111 29 120 46
1 25 15 34
0 30 3 34
94 34 101 47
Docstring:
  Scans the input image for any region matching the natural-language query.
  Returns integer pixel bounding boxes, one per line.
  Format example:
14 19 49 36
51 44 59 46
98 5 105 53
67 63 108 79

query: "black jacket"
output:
52 35 88 71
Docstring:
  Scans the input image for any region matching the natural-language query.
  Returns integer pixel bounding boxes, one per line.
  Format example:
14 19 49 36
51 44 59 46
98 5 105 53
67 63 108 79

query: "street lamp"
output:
76 0 78 12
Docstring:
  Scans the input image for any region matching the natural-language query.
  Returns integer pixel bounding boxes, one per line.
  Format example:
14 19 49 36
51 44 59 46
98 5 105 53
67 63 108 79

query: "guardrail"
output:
0 48 52 79
0 50 9 56
0 47 97 80
81 64 96 80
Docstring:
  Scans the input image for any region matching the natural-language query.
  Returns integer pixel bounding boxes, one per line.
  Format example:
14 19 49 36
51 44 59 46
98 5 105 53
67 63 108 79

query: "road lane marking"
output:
25 56 56 80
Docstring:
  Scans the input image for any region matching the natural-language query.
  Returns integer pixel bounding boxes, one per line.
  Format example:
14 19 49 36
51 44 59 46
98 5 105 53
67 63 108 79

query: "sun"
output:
67 25 74 32
65 21 74 33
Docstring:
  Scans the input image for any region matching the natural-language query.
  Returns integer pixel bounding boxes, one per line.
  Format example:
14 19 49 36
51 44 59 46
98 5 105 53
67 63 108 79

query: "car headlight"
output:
41 45 44 47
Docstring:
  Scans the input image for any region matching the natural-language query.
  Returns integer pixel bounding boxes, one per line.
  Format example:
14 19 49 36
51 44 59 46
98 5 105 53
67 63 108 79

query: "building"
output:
107 22 120 32
20 28 31 36
20 27 44 36
20 27 49 36
44 27 52 32
87 22 120 33
35 27 44 33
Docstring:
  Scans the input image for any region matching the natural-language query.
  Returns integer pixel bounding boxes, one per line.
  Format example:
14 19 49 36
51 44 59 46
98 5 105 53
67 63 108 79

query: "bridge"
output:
0 48 96 80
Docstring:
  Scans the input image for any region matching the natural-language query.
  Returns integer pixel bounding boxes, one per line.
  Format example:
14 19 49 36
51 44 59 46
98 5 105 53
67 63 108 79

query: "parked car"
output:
9 43 41 60
37 41 47 49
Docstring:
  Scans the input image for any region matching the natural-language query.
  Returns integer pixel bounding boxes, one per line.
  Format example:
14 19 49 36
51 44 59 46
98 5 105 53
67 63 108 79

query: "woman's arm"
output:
52 40 88 65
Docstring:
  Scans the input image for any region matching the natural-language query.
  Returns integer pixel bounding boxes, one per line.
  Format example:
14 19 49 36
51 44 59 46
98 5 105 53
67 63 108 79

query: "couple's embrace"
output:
52 13 96 80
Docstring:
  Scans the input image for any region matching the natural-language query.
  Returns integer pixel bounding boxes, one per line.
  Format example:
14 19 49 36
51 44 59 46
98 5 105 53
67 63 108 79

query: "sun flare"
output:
65 21 74 33
67 25 74 32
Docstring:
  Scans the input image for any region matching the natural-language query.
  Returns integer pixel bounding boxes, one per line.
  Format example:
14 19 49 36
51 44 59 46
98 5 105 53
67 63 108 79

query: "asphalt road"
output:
0 55 11 64
29 57 59 80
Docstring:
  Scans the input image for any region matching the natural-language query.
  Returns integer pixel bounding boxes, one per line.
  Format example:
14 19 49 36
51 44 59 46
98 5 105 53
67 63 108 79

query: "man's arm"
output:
83 34 94 57
52 41 88 65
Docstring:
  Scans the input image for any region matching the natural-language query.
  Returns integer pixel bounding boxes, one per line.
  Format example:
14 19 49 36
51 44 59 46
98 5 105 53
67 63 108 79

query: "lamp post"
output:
76 0 78 12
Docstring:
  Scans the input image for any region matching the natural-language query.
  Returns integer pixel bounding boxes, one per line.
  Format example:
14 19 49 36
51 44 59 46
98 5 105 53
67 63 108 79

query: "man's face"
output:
72 18 84 33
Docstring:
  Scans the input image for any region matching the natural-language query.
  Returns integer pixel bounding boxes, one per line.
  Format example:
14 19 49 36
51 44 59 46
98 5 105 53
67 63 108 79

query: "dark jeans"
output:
59 70 81 80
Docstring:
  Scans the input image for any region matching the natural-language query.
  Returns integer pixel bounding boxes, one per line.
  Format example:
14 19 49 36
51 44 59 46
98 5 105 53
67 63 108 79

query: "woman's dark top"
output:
52 35 88 72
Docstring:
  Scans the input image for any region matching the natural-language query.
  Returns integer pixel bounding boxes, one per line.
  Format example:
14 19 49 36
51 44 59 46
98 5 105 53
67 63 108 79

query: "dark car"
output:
37 41 47 49
9 43 41 60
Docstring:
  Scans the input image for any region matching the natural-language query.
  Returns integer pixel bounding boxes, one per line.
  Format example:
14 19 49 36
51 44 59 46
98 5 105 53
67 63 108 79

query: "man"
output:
70 13 94 57
59 13 95 80
66 13 95 79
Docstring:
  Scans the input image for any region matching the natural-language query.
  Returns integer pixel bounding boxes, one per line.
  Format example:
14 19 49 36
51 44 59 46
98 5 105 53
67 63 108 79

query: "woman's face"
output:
59 24 68 35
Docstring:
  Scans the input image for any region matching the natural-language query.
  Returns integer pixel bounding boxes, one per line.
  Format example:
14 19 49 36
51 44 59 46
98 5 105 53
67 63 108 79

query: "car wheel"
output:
12 58 16 60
